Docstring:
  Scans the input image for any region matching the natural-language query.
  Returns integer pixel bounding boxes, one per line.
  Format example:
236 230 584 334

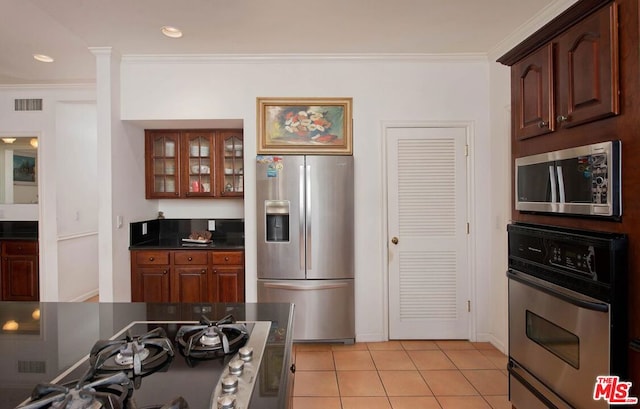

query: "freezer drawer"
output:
258 279 354 342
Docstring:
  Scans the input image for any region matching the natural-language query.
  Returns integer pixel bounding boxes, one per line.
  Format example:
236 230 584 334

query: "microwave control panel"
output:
589 153 608 205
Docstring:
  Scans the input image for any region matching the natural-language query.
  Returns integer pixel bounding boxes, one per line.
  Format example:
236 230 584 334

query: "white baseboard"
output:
470 332 508 354
355 332 387 343
69 288 99 302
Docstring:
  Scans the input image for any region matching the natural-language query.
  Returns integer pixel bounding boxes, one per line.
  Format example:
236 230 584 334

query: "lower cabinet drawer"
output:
134 251 170 265
174 251 208 265
3 241 38 256
211 251 243 265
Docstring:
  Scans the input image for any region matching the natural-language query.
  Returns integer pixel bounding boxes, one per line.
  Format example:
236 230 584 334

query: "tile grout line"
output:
293 341 508 409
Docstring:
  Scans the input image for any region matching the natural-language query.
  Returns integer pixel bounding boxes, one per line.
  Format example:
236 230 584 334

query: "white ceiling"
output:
0 0 559 85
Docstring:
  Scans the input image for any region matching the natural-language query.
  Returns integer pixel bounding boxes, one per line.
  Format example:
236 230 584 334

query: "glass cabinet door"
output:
184 131 215 196
218 131 244 196
148 132 181 198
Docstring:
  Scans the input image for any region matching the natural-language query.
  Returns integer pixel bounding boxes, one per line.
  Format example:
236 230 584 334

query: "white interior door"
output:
386 125 469 339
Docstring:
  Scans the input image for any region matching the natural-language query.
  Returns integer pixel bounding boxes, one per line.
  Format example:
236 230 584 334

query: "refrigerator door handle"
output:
306 164 312 270
299 164 305 270
262 282 350 291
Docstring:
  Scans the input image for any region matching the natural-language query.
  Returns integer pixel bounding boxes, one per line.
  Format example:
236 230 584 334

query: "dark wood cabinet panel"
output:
2 257 38 301
145 129 243 199
1 240 39 301
173 267 209 303
512 44 555 140
131 267 170 303
212 267 244 303
556 3 619 128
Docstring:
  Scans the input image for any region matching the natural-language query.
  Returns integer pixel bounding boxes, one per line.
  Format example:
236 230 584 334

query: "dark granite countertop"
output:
0 302 294 409
0 221 38 240
129 238 244 250
129 218 244 251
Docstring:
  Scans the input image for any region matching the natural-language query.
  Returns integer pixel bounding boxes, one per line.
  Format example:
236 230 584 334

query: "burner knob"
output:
239 346 253 361
217 394 237 409
229 359 245 375
221 374 239 393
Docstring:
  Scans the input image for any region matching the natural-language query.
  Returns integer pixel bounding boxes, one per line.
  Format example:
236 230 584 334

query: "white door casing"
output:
385 124 470 340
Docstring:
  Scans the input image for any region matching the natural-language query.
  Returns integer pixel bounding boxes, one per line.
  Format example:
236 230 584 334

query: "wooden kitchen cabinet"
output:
510 3 618 140
173 267 210 303
131 250 171 302
512 44 555 139
133 267 170 303
217 130 244 197
131 249 244 302
145 129 243 199
173 250 210 303
183 131 216 198
145 131 182 198
211 251 245 302
555 3 619 129
1 240 39 301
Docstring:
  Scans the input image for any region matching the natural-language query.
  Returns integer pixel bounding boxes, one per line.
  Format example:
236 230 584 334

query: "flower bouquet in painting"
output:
257 97 353 155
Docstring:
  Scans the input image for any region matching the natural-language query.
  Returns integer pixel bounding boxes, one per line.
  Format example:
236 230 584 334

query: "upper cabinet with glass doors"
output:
146 131 181 198
184 131 215 197
145 129 243 199
217 130 244 197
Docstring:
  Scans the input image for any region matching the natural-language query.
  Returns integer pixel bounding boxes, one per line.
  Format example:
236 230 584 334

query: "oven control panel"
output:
548 242 596 279
508 223 627 301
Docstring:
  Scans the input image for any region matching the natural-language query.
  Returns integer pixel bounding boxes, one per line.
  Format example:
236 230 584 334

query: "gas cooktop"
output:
15 316 272 409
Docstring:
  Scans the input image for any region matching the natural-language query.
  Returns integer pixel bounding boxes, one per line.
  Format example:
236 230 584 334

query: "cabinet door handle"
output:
149 257 155 261
201 269 206 273
224 256 229 261
163 270 167 275
556 114 570 123
537 121 548 128
188 257 193 261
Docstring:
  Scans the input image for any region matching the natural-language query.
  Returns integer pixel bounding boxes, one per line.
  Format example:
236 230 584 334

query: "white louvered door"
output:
386 126 469 339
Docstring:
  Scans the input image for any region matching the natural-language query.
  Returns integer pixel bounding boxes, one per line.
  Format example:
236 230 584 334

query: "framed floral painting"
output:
257 97 353 155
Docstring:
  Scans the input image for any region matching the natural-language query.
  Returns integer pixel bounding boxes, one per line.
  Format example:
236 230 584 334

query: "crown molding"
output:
0 83 95 90
121 53 489 65
488 0 580 62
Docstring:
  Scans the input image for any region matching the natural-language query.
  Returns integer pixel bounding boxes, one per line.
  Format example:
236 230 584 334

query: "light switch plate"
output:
208 220 216 231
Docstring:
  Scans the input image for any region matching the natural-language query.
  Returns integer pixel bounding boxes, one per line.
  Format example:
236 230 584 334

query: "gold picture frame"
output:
257 97 353 155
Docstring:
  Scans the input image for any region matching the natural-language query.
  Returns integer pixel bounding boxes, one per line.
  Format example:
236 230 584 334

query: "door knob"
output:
391 237 399 245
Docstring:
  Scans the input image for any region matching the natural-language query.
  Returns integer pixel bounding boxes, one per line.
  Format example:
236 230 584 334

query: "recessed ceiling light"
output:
161 26 183 38
33 54 54 63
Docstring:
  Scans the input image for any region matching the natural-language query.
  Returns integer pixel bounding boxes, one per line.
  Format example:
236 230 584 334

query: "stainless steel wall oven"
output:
507 223 628 408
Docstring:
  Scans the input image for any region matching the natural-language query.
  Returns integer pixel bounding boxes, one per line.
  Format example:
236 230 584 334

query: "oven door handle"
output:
507 269 609 313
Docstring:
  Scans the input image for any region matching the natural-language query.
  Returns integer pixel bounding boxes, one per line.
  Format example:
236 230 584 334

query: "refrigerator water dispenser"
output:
265 200 290 242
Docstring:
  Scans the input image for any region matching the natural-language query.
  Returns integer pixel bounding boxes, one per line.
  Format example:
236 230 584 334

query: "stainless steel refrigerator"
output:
256 155 354 342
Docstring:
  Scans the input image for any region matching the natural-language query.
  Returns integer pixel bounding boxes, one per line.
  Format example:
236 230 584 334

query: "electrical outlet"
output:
142 222 148 235
208 220 216 231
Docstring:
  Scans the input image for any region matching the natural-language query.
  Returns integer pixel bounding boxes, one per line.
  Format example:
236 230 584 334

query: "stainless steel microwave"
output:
515 141 621 217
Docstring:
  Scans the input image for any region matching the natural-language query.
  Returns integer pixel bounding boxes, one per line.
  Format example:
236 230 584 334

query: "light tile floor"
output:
291 340 510 409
